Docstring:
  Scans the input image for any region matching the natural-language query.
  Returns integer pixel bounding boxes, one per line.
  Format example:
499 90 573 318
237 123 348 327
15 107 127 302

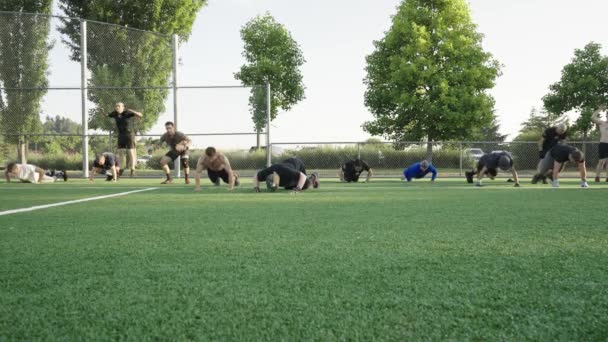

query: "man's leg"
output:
534 154 554 184
181 156 190 184
160 155 173 184
128 148 137 176
116 148 126 177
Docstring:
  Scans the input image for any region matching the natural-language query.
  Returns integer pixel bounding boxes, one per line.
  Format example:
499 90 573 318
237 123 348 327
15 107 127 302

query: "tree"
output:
470 115 507 142
516 107 557 139
235 13 306 148
363 0 501 160
0 1 53 160
58 0 206 133
543 42 608 139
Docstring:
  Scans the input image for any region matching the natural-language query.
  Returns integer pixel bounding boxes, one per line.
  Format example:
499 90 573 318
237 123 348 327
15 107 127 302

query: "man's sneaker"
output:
605 177 608 183
106 175 113 181
130 169 135 177
595 176 601 183
546 174 553 182
531 174 540 184
62 170 68 182
118 169 124 177
465 171 474 184
161 178 173 184
185 178 190 185
541 176 548 184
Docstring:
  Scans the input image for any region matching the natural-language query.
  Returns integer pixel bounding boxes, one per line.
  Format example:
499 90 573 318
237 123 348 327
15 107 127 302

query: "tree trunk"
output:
18 137 27 164
256 130 261 149
426 140 433 163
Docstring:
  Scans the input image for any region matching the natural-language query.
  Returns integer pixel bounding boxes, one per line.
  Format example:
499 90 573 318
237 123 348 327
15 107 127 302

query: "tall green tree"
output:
543 42 608 139
515 107 557 139
58 0 206 133
470 115 506 142
0 1 53 159
235 13 305 148
363 0 501 160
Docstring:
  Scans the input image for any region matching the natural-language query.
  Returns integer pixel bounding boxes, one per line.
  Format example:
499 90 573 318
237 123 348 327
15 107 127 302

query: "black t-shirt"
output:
282 157 306 174
482 152 513 170
160 131 188 151
542 127 567 152
550 144 577 163
257 163 302 189
109 110 136 136
93 152 117 169
342 159 370 179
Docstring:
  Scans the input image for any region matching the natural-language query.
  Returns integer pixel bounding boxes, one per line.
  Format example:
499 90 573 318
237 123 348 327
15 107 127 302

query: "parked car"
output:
464 148 484 162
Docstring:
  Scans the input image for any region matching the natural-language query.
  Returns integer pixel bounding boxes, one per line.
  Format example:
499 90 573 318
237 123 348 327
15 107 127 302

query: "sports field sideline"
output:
1 178 607 340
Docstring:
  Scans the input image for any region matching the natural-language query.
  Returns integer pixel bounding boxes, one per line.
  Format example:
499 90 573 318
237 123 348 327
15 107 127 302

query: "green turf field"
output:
1 178 607 340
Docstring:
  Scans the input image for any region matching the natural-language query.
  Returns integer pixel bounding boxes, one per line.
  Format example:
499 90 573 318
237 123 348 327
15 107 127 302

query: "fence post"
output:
172 33 181 178
459 142 463 176
19 135 26 164
266 82 272 167
80 20 89 178
108 131 112 152
357 143 361 159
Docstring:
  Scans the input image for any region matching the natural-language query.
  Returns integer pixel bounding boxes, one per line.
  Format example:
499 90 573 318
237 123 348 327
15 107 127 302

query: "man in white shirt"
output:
4 162 66 183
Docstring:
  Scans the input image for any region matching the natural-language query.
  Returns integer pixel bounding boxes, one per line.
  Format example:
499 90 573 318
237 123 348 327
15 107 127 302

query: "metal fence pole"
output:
80 20 89 178
266 82 271 167
172 34 181 178
459 142 463 176
357 143 361 159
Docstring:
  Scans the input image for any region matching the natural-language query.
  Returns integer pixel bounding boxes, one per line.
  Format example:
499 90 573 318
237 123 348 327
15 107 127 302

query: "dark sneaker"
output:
106 175 113 181
546 174 553 182
62 170 68 182
161 178 173 184
595 176 601 183
465 171 474 184
118 169 124 177
185 178 190 185
506 178 514 182
541 176 548 184
531 174 540 184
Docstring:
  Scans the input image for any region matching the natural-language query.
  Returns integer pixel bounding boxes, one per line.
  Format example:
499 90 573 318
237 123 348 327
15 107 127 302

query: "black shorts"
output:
117 134 136 149
165 149 189 162
208 169 229 184
343 173 360 182
599 143 608 160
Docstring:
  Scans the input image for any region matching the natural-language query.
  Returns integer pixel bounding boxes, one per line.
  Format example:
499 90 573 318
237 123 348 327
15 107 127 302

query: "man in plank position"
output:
403 160 438 182
339 158 373 183
465 151 520 187
253 162 319 193
89 152 121 182
194 146 240 191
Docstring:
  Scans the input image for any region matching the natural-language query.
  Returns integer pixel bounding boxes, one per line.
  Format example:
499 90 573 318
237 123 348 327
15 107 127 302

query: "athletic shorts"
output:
599 143 608 160
208 169 230 184
117 134 136 149
165 149 189 162
343 173 360 182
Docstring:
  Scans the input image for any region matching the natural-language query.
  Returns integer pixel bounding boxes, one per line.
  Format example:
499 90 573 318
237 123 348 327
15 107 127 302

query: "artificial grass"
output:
1 179 607 340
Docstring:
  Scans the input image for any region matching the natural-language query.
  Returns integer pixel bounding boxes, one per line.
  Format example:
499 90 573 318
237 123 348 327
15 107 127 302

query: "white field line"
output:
0 187 158 217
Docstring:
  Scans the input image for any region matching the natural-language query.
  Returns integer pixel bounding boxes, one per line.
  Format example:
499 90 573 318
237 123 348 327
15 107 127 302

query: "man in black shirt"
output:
465 151 520 187
253 162 319 192
159 121 191 184
89 152 121 182
108 102 142 177
536 123 567 184
533 144 588 188
282 157 307 174
339 158 373 183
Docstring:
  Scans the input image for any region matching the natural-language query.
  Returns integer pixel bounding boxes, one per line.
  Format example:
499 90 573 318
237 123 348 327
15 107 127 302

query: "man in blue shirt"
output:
403 160 437 182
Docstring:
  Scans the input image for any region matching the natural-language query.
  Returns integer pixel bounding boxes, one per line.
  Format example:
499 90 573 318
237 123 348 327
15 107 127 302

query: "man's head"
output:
265 172 279 191
205 146 217 158
93 154 106 169
555 123 568 135
114 102 125 113
498 155 512 171
5 162 18 175
165 121 175 135
420 160 429 171
570 149 585 163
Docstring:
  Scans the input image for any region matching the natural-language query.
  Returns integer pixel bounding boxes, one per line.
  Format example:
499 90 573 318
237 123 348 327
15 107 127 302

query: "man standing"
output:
533 144 588 188
159 121 191 184
591 104 608 182
403 160 437 182
465 151 520 187
89 152 121 182
108 102 142 177
4 163 66 183
339 158 373 183
253 162 319 192
194 146 239 191
535 122 568 184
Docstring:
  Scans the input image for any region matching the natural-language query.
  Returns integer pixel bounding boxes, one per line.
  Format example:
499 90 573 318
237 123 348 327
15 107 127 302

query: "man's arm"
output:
403 168 412 182
429 166 438 181
253 172 261 191
89 166 98 181
111 165 117 181
295 172 307 190
511 167 520 186
338 168 344 182
5 170 11 183
477 166 487 184
224 158 235 191
128 109 143 118
34 167 46 184
366 169 373 182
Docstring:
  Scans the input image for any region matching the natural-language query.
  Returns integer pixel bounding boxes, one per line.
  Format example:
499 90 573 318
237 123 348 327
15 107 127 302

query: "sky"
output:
43 0 608 149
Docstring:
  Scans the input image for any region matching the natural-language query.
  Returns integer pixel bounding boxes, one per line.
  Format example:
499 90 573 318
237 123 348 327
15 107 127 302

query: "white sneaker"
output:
552 180 560 188
581 181 589 188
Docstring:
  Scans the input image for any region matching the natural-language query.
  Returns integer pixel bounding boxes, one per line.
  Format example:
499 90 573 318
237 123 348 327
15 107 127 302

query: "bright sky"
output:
46 0 608 148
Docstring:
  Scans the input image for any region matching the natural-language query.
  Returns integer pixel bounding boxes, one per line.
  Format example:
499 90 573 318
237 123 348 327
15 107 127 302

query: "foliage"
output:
235 13 305 133
58 0 206 133
363 0 501 145
0 2 53 142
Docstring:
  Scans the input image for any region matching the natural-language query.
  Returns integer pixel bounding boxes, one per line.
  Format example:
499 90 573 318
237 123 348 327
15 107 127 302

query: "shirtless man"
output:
591 104 608 182
194 146 239 191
